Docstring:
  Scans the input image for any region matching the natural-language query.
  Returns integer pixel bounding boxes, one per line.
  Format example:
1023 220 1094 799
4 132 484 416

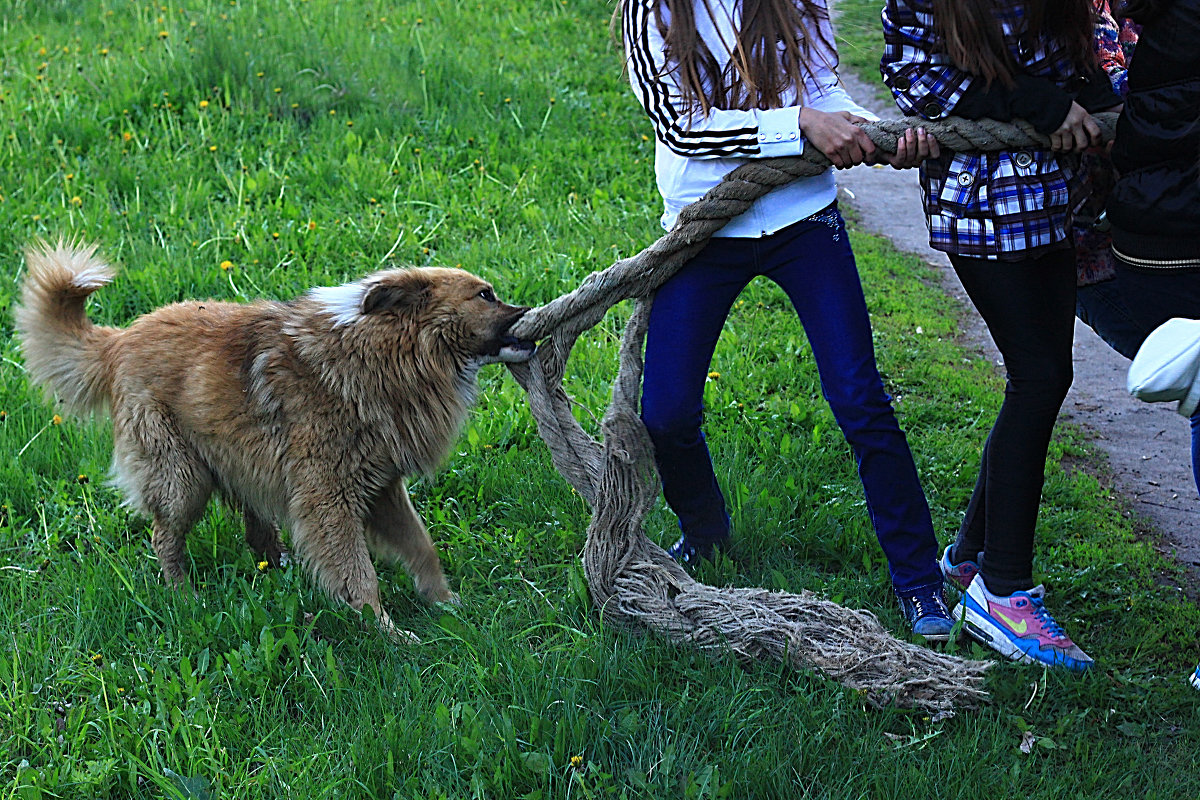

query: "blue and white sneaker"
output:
896 583 955 643
1190 663 1200 691
665 534 728 567
955 576 1093 671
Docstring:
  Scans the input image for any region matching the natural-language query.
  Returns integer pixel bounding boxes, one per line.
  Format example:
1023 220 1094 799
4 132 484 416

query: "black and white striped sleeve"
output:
621 0 805 159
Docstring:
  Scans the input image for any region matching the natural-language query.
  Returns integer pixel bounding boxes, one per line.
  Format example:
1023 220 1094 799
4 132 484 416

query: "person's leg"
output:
948 250 1077 594
1075 278 1148 360
641 238 752 550
949 250 1093 671
765 207 941 594
1192 411 1200 498
1115 264 1200 498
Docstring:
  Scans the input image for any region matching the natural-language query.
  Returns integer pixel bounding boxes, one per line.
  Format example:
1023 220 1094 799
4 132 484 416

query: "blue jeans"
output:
640 205 941 592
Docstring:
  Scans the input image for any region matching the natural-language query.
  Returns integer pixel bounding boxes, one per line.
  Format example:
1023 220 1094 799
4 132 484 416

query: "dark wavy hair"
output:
931 0 1098 88
618 0 837 112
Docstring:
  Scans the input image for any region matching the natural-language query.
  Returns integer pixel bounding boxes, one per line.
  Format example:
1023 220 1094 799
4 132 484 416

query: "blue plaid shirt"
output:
881 0 1085 261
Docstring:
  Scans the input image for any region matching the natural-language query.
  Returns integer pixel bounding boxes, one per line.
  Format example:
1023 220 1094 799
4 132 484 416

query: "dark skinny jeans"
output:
949 249 1077 595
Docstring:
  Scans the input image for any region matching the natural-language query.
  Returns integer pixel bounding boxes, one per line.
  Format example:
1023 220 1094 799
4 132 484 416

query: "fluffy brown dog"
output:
15 239 534 637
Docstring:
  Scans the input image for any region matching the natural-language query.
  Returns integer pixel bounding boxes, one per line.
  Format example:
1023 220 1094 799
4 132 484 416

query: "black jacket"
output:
1108 0 1200 269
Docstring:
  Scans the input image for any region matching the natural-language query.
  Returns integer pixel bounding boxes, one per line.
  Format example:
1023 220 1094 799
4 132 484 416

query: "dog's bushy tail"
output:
14 239 118 414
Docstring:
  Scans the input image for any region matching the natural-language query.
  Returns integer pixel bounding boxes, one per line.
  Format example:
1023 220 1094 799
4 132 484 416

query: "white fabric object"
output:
1127 317 1200 418
621 0 876 237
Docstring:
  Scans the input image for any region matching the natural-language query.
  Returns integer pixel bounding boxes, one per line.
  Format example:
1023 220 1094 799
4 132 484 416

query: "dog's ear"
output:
361 273 431 317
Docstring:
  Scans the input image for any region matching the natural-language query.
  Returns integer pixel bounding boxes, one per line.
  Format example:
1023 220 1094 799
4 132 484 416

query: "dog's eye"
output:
478 288 496 302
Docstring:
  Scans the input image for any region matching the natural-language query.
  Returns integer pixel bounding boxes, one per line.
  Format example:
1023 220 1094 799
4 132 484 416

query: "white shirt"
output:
622 0 875 237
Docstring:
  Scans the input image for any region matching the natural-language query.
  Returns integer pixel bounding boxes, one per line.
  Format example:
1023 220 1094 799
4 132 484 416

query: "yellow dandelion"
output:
65 173 74 180
307 221 316 231
91 653 103 666
707 371 720 380
52 414 63 425
209 145 217 151
69 196 82 206
99 48 109 56
158 30 169 38
570 755 584 769
257 560 269 571
272 232 280 239
77 474 89 484
273 87 281 93
199 99 209 109
346 120 353 127
219 260 234 271
122 131 132 141
328 109 336 115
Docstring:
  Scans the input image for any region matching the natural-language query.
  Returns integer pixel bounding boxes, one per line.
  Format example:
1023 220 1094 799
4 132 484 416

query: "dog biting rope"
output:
503 114 1118 712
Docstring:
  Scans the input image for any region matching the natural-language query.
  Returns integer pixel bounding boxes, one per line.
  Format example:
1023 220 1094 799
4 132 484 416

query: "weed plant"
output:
0 1 1197 797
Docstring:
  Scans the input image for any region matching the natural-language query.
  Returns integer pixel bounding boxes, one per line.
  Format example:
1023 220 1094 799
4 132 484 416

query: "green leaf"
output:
163 769 211 800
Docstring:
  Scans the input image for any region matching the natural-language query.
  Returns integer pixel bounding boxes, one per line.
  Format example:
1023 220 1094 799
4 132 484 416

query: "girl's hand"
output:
1050 102 1102 152
875 126 940 169
799 108 877 168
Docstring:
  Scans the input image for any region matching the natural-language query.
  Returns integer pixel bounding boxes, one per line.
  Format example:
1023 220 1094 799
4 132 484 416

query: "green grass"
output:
0 1 1198 797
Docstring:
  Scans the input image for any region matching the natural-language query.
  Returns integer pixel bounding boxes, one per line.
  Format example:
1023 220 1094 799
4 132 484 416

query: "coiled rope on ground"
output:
503 113 1118 712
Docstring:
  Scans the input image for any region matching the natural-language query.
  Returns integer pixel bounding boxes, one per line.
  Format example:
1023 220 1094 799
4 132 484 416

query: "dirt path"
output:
833 67 1200 580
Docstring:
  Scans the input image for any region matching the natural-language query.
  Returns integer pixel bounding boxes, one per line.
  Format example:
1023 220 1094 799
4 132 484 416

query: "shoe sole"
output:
954 598 1093 672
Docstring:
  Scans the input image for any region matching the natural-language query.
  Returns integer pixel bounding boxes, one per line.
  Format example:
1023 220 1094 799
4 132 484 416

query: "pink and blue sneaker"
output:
939 545 980 593
956 576 1094 671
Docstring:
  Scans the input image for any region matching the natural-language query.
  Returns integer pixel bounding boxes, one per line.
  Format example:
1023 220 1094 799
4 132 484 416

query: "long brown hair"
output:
619 0 837 112
931 0 1097 88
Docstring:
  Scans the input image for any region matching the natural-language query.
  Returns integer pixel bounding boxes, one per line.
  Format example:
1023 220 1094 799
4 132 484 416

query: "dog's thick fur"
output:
15 240 533 636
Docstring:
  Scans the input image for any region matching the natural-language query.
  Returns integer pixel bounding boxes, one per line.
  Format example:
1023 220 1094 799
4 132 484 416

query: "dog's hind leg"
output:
238 504 287 568
113 410 213 586
366 480 456 606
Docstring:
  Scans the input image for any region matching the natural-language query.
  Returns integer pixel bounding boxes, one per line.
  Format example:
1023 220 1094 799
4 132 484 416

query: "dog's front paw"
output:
422 587 461 607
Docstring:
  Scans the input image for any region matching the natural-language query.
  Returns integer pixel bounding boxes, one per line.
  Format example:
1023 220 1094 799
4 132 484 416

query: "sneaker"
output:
665 534 727 567
896 584 955 643
939 544 980 593
956 577 1094 671
1191 663 1200 691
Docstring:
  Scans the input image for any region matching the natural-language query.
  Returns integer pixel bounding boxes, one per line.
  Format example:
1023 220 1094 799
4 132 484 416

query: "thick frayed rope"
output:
504 114 1117 711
